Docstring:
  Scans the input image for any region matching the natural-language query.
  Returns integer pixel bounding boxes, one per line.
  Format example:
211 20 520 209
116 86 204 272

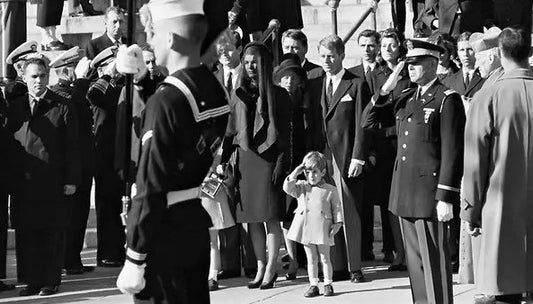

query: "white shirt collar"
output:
29 89 47 101
223 63 240 88
107 33 121 45
418 78 438 95
301 58 307 67
363 61 377 72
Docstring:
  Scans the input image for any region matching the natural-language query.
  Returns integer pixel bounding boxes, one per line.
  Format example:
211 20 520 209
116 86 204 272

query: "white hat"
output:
6 41 39 65
405 38 445 62
49 46 83 68
146 0 204 24
470 27 502 53
91 46 118 69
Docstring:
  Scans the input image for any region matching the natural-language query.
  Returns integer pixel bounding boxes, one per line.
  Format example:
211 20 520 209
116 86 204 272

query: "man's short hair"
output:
358 29 380 44
140 44 154 53
282 29 308 49
318 34 345 55
499 27 531 62
23 57 48 73
215 30 242 49
105 6 125 19
302 151 327 172
457 32 472 43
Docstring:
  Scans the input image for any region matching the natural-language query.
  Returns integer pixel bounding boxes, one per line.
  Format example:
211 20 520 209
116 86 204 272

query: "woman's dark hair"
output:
377 28 406 67
428 31 459 72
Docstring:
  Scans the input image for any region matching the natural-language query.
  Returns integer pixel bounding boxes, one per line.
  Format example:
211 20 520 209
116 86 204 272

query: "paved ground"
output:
0 248 491 304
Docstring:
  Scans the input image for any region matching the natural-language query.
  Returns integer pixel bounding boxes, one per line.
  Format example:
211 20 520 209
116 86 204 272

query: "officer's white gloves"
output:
116 44 147 82
75 57 92 79
348 159 364 178
378 61 405 100
116 260 146 295
436 201 453 222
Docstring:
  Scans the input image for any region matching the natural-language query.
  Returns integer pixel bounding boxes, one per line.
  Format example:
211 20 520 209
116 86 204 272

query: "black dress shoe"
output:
332 270 350 281
350 270 366 283
259 273 277 290
387 264 407 272
247 274 264 289
280 253 290 263
304 285 319 297
323 284 334 297
39 285 59 296
285 272 297 280
19 285 41 296
217 269 240 279
98 259 123 267
0 281 15 292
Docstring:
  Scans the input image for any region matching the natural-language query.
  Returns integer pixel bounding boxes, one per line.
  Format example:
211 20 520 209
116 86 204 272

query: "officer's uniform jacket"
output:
125 65 230 266
372 79 465 218
3 78 27 101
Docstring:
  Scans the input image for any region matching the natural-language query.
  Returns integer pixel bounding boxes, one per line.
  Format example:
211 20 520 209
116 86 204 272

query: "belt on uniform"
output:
166 187 201 207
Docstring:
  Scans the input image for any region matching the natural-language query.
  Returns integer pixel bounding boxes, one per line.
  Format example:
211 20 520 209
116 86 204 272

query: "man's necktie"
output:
30 98 39 114
365 66 373 92
226 71 233 93
327 78 333 108
464 72 470 89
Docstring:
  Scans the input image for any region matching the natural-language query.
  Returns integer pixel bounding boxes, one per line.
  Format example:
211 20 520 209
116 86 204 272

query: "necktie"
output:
30 98 39 114
464 72 470 89
326 77 333 108
226 71 233 93
365 65 373 92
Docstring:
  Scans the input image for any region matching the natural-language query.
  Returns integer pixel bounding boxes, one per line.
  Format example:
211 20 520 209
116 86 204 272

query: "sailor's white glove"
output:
116 44 147 82
436 201 454 222
75 57 92 79
116 260 146 295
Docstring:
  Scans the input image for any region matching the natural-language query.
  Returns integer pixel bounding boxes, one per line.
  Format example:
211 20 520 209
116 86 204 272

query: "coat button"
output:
404 131 409 136
433 172 437 176
407 118 412 122
396 116 399 120
402 144 407 149
401 156 406 161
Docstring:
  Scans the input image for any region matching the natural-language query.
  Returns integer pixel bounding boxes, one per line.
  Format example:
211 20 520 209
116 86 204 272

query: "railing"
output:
329 0 381 42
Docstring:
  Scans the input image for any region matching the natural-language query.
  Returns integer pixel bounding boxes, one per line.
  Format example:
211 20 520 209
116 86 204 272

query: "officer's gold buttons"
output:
402 144 406 149
433 172 437 176
404 131 409 136
407 118 412 122
401 156 406 161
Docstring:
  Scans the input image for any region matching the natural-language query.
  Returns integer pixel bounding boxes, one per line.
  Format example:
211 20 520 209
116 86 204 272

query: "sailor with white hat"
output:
4 41 39 101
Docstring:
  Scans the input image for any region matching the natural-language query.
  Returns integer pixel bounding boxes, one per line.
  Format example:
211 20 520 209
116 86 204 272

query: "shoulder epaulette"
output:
444 89 457 96
163 76 230 123
401 88 412 93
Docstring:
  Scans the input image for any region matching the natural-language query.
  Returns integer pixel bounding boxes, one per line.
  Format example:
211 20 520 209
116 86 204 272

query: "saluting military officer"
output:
115 0 230 303
369 39 465 304
4 41 39 101
49 47 96 275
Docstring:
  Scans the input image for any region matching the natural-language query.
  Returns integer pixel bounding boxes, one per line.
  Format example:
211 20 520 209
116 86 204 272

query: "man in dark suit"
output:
308 34 370 283
421 0 493 38
369 39 465 304
442 32 484 114
281 29 321 78
85 7 125 59
10 57 81 296
391 0 431 37
347 29 388 261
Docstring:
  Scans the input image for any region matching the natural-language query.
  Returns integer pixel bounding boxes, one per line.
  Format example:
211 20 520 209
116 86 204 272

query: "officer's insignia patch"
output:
196 135 206 155
423 108 435 123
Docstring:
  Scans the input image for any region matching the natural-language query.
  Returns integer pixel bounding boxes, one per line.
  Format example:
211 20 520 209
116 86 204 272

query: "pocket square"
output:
340 95 352 102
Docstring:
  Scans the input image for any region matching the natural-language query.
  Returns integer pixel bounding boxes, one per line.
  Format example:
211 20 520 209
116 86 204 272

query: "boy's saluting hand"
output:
330 222 343 236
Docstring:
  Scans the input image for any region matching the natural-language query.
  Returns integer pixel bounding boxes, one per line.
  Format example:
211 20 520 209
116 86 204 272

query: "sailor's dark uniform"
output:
126 65 230 304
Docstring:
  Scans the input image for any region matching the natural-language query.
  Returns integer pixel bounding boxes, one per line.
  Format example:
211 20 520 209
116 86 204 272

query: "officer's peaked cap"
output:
404 38 445 62
91 46 118 69
6 41 39 65
49 46 82 69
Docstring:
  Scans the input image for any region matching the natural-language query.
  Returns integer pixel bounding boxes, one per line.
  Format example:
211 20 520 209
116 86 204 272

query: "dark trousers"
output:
379 205 394 253
0 191 7 279
64 174 92 269
448 205 460 264
95 166 125 262
401 217 453 304
391 0 421 35
219 224 256 273
1 2 27 79
494 294 522 304
134 223 210 304
16 227 65 287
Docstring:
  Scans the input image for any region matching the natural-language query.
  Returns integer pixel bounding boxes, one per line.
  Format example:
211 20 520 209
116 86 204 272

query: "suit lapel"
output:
320 76 328 119
465 71 482 96
402 81 439 118
326 74 352 119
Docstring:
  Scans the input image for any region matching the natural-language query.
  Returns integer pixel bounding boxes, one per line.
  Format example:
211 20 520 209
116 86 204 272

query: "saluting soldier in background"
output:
369 39 465 304
86 46 126 268
49 48 96 275
4 41 39 102
116 0 230 303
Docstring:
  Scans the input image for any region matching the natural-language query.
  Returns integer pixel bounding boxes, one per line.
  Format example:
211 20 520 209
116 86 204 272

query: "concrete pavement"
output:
0 248 494 304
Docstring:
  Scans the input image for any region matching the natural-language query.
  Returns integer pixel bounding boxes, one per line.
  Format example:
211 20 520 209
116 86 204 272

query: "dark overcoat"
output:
9 90 81 228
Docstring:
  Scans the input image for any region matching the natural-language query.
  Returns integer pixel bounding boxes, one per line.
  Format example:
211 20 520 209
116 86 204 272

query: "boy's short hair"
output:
358 29 380 45
303 151 327 172
282 29 308 48
499 27 531 63
23 57 49 73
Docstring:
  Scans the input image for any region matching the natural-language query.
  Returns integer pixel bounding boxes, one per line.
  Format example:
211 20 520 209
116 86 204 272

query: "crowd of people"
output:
0 0 532 303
